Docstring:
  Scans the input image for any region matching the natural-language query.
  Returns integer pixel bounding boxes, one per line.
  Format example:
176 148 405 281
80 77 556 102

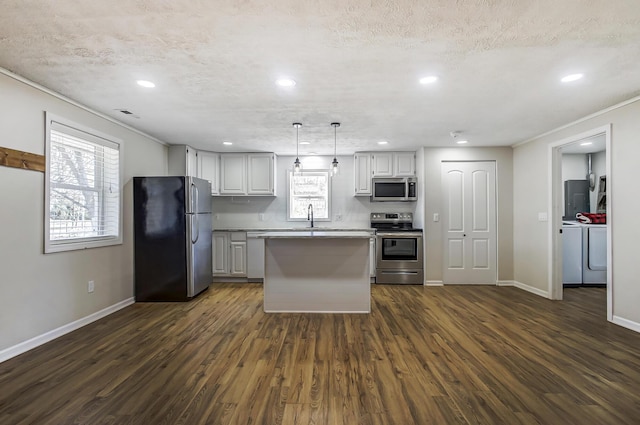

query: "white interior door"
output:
442 161 497 284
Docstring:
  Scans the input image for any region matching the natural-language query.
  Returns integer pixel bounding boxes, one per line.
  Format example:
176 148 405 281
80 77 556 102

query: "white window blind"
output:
287 170 331 221
45 115 122 253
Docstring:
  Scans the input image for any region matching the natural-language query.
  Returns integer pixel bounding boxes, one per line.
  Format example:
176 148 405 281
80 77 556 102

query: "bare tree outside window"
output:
45 114 121 253
287 170 331 221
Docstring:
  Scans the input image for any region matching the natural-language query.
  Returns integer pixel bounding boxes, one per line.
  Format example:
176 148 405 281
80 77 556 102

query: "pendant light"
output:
293 122 302 174
331 122 340 176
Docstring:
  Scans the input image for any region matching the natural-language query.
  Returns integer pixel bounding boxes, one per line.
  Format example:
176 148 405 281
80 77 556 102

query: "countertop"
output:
253 230 373 239
215 228 375 233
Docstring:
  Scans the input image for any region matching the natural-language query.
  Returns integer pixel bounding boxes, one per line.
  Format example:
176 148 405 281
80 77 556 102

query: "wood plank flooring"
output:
2 284 640 424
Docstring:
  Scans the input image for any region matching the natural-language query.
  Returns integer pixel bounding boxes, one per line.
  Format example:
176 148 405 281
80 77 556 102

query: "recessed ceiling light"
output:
419 76 438 84
378 141 388 145
456 140 468 144
276 78 296 87
223 141 233 146
580 142 593 146
561 73 584 83
299 141 310 145
136 80 156 88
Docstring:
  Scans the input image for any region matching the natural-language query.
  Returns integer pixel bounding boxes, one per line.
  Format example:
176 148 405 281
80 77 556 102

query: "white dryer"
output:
562 223 583 285
582 224 607 284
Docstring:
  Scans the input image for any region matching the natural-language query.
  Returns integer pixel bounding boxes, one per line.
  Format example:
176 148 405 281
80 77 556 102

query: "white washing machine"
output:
562 223 583 284
582 224 607 284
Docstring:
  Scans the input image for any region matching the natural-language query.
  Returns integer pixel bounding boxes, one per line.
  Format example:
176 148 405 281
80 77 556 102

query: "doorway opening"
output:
548 125 612 321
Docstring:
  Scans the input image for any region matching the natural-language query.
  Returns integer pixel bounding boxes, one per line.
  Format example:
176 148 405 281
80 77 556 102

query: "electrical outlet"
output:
214 214 220 220
259 213 265 221
335 214 342 221
88 280 95 293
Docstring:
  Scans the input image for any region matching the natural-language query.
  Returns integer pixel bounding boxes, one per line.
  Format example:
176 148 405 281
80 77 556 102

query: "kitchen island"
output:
255 231 371 313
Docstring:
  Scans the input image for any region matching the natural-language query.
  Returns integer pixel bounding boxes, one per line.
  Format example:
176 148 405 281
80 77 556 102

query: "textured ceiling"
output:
1 0 640 155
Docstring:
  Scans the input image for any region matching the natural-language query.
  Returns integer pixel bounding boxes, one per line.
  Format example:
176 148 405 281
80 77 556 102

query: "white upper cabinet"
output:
371 152 416 177
354 153 372 196
220 154 247 195
371 153 394 177
247 153 276 195
197 151 219 195
394 152 416 177
220 153 276 196
168 145 198 176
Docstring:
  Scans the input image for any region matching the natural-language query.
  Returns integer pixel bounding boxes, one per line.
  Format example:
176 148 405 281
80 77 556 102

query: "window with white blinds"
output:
287 170 331 221
45 114 122 253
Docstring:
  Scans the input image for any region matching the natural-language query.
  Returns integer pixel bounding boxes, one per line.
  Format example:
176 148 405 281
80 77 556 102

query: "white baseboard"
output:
513 280 550 298
212 277 250 283
425 280 444 286
612 315 640 334
497 280 515 286
0 297 134 364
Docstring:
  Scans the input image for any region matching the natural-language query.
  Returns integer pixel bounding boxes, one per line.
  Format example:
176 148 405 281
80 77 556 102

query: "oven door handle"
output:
376 232 423 238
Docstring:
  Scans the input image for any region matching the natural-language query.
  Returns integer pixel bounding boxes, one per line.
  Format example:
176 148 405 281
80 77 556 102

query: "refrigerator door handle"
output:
191 182 200 244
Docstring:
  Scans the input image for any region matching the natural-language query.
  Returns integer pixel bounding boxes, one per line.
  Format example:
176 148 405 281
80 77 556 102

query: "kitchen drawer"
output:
230 232 247 242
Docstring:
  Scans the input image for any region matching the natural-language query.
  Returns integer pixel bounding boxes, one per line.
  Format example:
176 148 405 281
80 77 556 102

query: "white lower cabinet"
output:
230 240 247 276
370 237 376 278
247 234 265 281
213 231 247 277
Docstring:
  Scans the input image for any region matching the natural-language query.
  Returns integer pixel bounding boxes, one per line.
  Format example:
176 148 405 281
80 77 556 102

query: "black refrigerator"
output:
133 176 212 301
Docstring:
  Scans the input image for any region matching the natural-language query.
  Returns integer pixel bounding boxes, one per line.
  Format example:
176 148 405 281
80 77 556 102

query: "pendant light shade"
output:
293 123 302 174
331 122 340 176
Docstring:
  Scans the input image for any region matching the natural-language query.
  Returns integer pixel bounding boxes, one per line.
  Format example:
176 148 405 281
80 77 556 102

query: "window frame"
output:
44 113 123 253
286 169 332 222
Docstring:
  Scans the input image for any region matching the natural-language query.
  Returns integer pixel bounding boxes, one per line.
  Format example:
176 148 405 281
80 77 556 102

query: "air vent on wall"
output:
113 109 140 119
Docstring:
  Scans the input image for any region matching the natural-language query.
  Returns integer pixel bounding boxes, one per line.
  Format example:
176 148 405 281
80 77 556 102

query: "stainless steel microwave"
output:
371 177 417 202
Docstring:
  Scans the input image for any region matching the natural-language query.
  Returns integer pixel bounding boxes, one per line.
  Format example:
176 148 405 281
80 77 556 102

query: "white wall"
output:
421 147 514 283
513 97 640 329
211 155 417 229
0 72 168 355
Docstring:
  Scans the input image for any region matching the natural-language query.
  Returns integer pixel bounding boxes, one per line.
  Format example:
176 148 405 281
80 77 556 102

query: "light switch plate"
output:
538 212 548 222
433 213 440 222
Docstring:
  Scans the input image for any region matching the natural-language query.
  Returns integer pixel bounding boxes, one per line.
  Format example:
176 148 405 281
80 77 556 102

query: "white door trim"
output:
547 124 612 321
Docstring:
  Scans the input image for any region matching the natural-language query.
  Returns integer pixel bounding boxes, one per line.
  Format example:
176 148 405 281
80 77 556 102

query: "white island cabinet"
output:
256 231 371 313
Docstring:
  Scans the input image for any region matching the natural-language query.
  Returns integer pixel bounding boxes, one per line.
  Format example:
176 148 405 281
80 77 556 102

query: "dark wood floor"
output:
1 284 640 424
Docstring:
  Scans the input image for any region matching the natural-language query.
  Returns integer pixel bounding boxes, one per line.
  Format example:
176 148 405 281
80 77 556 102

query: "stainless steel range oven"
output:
371 212 424 285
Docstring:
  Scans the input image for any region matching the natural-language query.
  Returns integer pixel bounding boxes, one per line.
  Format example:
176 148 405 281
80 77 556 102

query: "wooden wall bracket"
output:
0 146 45 172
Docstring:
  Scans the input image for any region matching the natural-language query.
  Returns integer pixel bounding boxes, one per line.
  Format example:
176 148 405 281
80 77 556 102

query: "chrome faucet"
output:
307 203 314 228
